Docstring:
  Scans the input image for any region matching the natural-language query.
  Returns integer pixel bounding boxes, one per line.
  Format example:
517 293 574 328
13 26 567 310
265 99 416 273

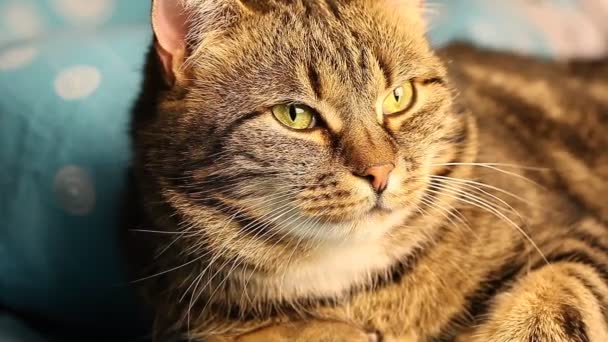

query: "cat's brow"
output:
319 106 344 133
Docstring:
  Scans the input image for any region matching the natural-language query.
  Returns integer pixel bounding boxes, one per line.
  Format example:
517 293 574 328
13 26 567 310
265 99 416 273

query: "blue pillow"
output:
0 26 152 338
0 313 44 341
0 0 150 46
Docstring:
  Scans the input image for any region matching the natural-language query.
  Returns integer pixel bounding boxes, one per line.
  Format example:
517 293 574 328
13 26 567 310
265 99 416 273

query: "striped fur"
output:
125 1 608 341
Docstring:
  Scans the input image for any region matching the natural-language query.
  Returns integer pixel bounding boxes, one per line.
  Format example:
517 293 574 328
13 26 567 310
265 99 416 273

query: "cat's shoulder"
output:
438 43 608 221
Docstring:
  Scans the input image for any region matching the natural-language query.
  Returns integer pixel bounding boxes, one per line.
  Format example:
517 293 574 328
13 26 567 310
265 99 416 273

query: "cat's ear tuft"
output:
152 0 191 85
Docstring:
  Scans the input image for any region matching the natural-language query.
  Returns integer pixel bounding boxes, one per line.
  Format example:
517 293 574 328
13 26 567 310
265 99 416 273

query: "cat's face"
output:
139 0 467 264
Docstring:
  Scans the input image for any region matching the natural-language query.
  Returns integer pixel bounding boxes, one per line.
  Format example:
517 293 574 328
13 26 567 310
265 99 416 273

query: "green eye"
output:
382 81 415 115
272 104 316 130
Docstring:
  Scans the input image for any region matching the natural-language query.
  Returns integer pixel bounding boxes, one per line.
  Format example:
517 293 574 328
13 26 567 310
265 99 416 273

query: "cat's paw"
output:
233 320 375 342
466 304 591 342
467 263 608 342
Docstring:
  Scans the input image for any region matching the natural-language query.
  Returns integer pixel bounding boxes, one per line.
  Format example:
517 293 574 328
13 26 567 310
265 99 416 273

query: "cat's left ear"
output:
152 0 190 85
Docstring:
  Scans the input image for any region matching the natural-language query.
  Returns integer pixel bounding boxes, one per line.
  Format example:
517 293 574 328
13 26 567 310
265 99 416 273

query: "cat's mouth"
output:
370 199 392 214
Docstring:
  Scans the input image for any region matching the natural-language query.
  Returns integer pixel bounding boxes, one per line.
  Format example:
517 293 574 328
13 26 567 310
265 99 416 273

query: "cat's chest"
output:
256 210 418 299
310 244 480 340
266 238 396 298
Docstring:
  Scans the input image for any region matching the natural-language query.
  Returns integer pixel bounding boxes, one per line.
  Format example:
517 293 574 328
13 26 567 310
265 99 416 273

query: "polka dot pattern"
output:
53 165 96 216
52 0 116 26
0 2 150 338
0 46 38 71
0 1 151 46
53 65 102 100
2 2 44 39
0 25 151 336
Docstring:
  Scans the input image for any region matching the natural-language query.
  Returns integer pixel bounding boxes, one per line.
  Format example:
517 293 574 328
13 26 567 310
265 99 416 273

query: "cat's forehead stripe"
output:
307 63 323 100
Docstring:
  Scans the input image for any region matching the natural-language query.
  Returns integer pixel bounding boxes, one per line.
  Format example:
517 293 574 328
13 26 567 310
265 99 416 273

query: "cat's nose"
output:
359 164 394 193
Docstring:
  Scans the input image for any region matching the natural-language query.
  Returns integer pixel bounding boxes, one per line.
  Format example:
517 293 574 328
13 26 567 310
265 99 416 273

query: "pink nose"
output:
360 164 394 193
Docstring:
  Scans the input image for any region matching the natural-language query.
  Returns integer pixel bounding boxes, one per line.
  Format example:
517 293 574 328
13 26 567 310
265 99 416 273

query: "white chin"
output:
276 207 410 243
261 208 416 300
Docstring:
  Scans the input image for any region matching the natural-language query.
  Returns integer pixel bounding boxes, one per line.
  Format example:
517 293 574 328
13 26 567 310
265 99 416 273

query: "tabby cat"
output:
125 0 608 341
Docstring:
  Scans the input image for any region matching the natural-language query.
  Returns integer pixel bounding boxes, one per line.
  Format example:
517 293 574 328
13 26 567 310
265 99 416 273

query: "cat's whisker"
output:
221 191 328 268
414 203 430 221
274 204 336 303
241 208 326 310
431 163 548 189
275 205 333 289
166 163 283 182
430 182 526 222
176 178 326 199
425 187 548 265
203 194 333 316
155 219 210 259
156 234 188 259
428 183 520 221
431 162 551 171
179 186 312 231
130 191 283 285
419 197 467 234
129 229 196 235
185 195 313 313
418 195 476 239
186 271 207 334
129 254 208 284
193 204 309 318
180 211 249 297
174 174 278 191
152 229 200 260
428 175 534 206
184 192 302 235
428 179 526 223
180 208 284 296
167 174 332 203
135 188 308 263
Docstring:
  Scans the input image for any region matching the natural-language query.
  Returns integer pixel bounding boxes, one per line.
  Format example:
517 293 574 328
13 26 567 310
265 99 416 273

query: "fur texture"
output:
125 1 608 341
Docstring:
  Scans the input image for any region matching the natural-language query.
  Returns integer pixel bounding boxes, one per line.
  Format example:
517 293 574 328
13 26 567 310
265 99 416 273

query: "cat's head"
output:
136 0 472 271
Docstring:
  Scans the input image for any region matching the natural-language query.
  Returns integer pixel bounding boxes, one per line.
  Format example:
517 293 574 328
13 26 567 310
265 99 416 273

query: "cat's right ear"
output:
151 0 190 86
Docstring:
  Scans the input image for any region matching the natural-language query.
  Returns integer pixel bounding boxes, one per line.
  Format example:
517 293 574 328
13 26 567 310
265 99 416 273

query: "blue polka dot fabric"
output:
0 0 150 45
0 0 606 340
0 1 151 339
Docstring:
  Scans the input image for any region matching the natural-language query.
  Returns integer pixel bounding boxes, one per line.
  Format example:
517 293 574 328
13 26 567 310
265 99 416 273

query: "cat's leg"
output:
207 320 377 342
465 262 608 342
